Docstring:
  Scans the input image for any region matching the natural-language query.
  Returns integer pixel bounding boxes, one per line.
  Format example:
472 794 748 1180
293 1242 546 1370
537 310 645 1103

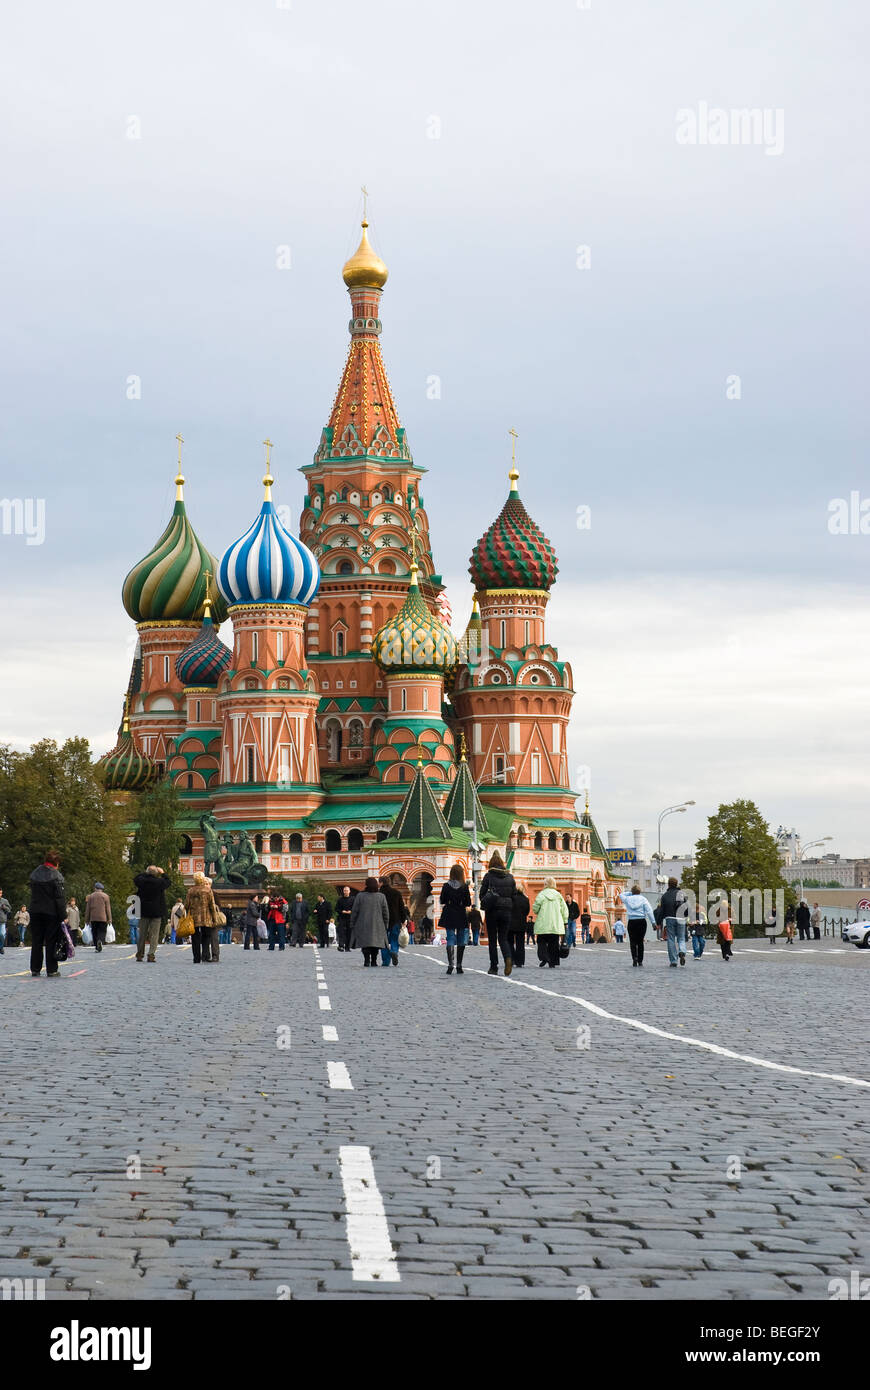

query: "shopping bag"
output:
256 918 268 942
398 926 410 948
82 925 93 946
105 923 116 943
176 913 195 940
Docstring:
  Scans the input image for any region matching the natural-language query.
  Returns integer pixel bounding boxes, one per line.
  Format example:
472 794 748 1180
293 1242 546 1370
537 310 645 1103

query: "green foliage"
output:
0 738 130 926
801 878 843 889
681 799 793 936
129 780 187 913
261 874 336 910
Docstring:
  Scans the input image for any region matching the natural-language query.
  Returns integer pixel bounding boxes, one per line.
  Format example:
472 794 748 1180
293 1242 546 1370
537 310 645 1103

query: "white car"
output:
843 921 870 950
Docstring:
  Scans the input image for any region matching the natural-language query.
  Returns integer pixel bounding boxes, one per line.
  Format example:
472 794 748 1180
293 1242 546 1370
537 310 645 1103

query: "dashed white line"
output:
338 1145 400 1283
407 951 870 1091
319 996 332 1011
317 982 328 991
322 1025 339 1042
328 1061 354 1090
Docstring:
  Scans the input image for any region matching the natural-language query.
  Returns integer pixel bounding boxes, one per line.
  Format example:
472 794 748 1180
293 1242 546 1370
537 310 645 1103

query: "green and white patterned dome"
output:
372 564 457 675
122 470 227 624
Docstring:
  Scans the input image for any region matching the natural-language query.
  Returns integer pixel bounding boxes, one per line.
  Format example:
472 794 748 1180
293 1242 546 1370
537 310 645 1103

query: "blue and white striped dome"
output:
218 482 320 608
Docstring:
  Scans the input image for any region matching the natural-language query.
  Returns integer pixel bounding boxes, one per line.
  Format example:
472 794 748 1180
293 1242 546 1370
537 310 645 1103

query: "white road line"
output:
338 1145 400 1283
328 1061 354 1090
317 982 328 991
319 996 332 1011
408 952 870 1091
322 1025 339 1042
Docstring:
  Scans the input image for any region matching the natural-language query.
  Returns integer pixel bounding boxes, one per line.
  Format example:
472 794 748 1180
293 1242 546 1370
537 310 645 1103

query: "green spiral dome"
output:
372 566 457 675
122 498 228 624
97 729 157 793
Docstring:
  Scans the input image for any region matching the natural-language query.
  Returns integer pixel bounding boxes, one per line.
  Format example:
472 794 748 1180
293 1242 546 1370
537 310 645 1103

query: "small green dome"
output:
122 491 227 624
372 566 457 675
97 728 157 793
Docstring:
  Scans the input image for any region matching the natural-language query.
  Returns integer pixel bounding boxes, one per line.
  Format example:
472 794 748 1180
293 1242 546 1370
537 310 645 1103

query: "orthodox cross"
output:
361 184 368 220
263 437 274 468
175 432 184 466
509 427 518 464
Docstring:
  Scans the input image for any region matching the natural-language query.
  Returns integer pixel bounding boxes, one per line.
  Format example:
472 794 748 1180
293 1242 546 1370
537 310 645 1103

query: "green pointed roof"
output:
580 805 613 867
122 479 227 624
386 762 452 842
443 753 488 832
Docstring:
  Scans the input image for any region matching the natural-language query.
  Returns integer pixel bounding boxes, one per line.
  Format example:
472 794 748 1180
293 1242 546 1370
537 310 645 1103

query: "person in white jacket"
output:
619 885 657 968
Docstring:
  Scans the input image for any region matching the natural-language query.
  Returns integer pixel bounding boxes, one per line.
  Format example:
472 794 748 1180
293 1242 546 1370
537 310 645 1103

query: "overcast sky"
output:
1 1 867 855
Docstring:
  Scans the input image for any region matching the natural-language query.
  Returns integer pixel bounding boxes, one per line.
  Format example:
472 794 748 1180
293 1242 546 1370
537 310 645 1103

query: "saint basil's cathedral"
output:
100 217 622 928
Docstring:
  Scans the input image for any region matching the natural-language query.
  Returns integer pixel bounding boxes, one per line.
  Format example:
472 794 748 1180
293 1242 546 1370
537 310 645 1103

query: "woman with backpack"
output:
480 852 516 977
532 877 569 968
439 864 471 975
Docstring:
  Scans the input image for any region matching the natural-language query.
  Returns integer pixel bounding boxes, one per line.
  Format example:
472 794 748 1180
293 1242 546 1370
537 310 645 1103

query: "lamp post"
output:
657 802 696 877
797 836 832 902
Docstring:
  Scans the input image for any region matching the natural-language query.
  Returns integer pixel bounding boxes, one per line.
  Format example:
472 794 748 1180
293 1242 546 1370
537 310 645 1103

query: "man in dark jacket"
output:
379 878 408 967
579 906 592 944
654 876 689 967
243 893 261 950
133 865 170 963
314 893 332 947
28 851 66 978
335 886 354 952
480 853 516 977
288 894 310 947
510 884 531 967
565 896 581 948
796 900 812 941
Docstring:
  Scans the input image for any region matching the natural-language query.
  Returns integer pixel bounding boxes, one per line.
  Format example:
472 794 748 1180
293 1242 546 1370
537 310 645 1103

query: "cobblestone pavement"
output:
0 936 867 1300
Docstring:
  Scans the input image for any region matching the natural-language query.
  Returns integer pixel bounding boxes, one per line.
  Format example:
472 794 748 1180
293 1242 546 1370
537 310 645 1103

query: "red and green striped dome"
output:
469 470 558 592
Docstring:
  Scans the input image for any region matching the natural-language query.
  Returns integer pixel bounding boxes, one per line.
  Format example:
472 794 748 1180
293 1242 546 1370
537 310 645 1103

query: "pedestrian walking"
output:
784 903 796 944
288 893 310 947
420 892 435 945
127 911 139 946
314 893 332 948
350 877 389 967
133 865 170 963
580 905 592 944
510 881 531 967
796 900 812 941
85 882 112 953
0 889 11 954
185 872 221 963
717 914 734 961
690 911 706 958
480 852 516 976
243 892 262 951
28 851 66 978
439 864 471 975
335 886 354 952
655 876 689 968
613 916 626 944
65 897 80 944
532 878 569 967
619 884 656 967
266 892 289 951
379 877 408 967
14 905 29 947
811 902 822 940
565 895 580 949
468 904 482 946
765 905 777 946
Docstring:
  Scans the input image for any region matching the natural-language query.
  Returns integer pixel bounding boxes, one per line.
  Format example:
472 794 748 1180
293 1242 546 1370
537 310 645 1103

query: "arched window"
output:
534 832 543 850
398 765 406 783
347 828 364 852
178 834 193 855
378 558 396 574
548 832 557 851
348 718 364 747
254 834 263 853
269 833 283 854
337 561 353 576
334 629 346 656
382 485 392 501
517 826 527 847
325 829 342 852
288 833 303 853
562 834 571 851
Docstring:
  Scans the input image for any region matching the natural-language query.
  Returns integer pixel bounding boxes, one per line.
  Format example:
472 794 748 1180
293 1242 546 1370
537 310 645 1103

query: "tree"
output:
128 779 187 915
681 799 793 936
0 738 130 926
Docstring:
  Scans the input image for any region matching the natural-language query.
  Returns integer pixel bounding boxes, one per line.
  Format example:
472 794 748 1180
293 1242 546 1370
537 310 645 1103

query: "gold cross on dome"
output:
361 185 368 220
263 437 274 467
175 432 184 466
509 427 518 463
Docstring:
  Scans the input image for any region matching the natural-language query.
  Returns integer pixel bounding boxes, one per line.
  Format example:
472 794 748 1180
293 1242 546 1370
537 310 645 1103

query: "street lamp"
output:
657 801 696 876
797 836 833 901
464 763 516 908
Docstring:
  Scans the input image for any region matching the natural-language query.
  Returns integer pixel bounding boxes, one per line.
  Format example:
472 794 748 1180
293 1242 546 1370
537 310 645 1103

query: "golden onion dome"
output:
372 565 457 675
342 221 389 290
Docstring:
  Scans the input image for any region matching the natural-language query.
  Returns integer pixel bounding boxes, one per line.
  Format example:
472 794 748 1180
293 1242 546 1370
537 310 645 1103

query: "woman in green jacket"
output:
532 878 569 969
